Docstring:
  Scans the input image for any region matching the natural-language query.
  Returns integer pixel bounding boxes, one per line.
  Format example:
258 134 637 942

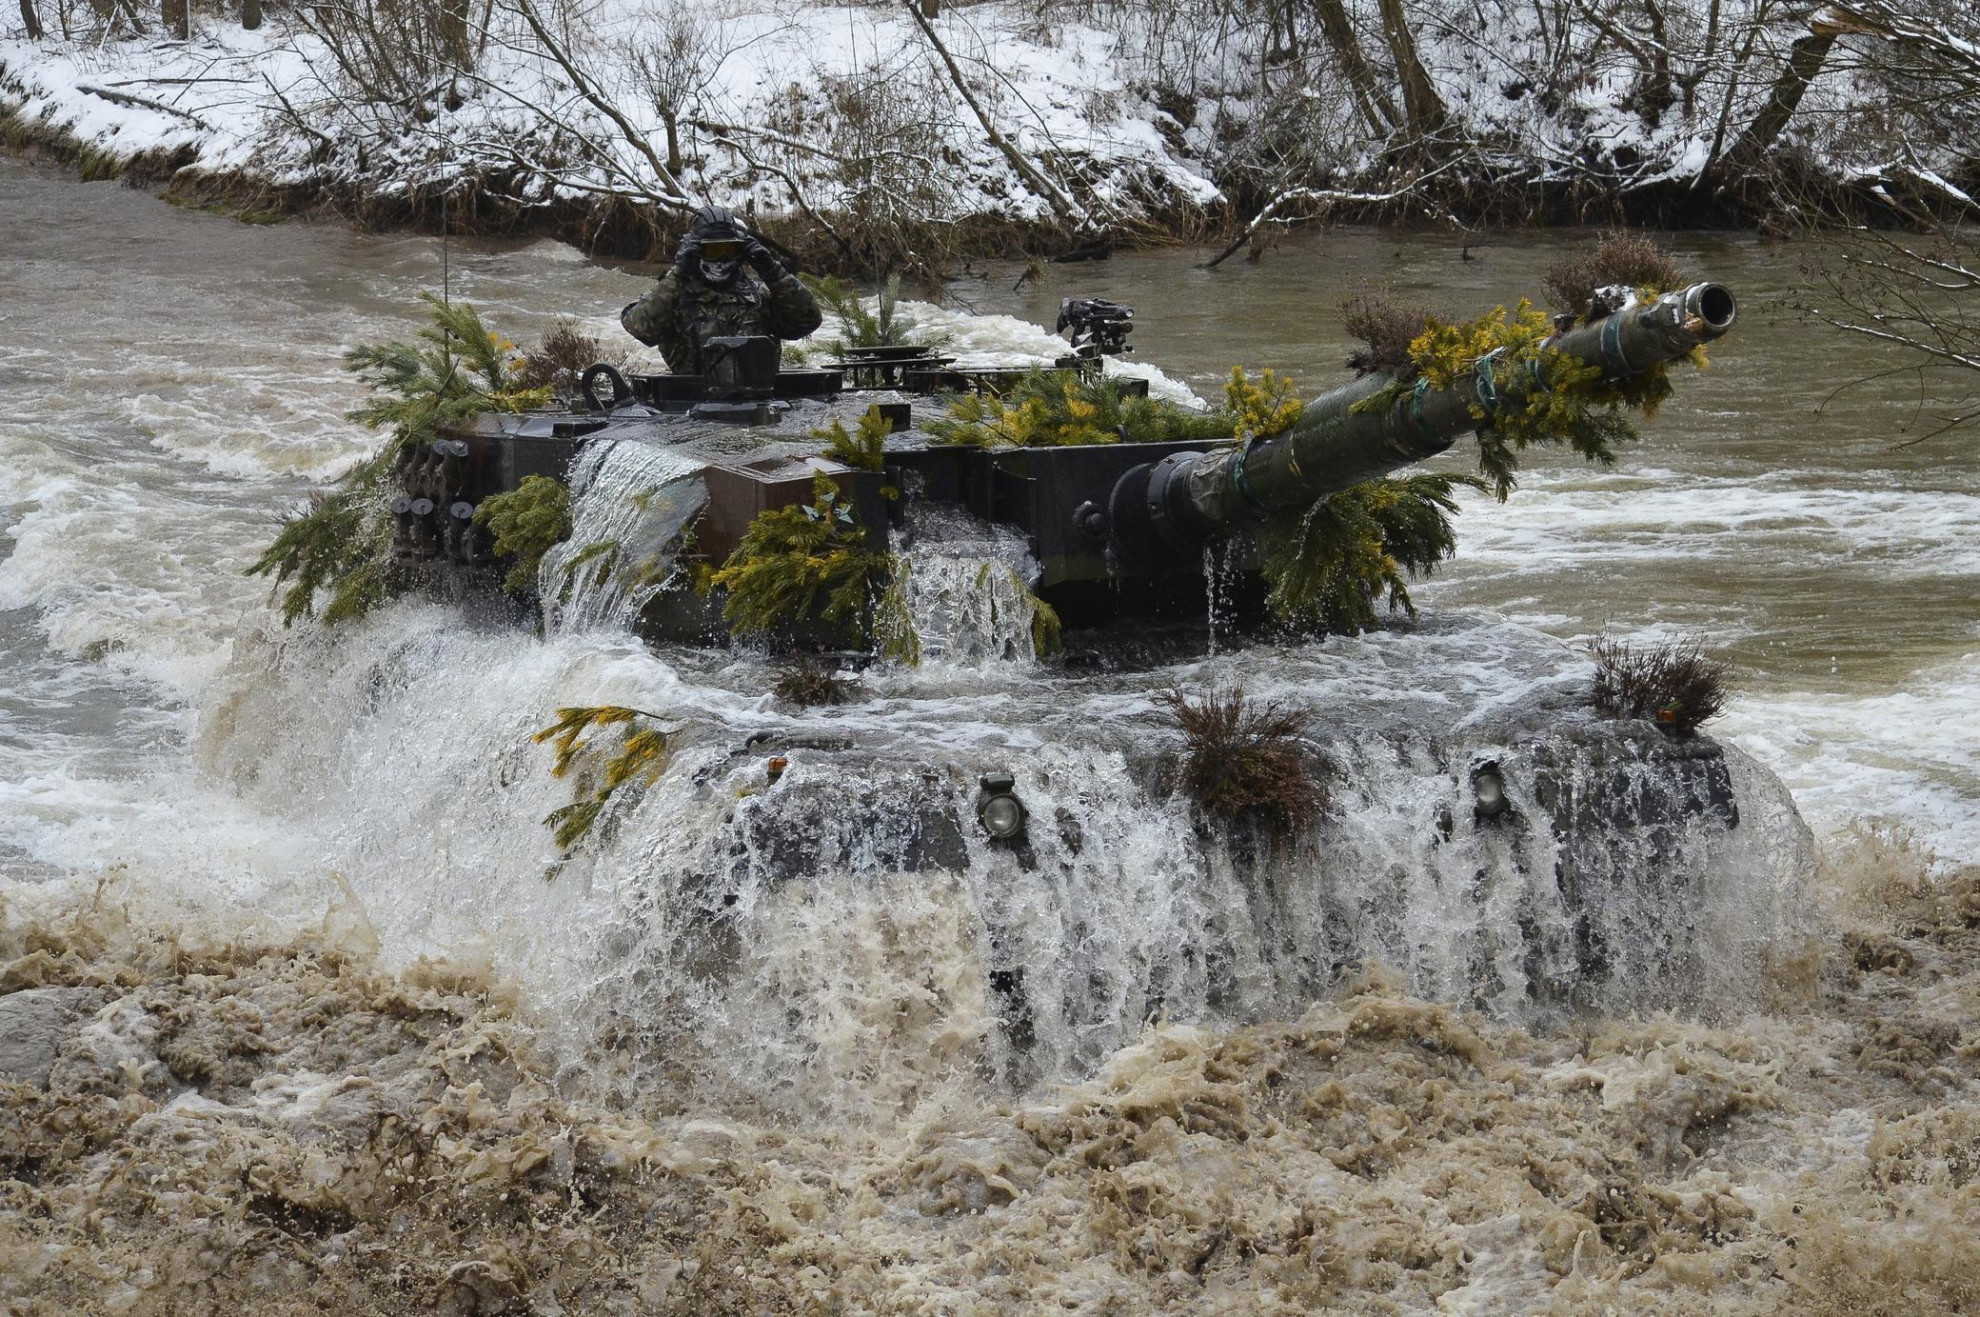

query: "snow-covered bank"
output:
5 1 1977 261
1 3 1220 261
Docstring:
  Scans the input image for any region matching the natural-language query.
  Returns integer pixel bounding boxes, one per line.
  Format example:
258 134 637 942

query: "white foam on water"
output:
1718 648 1980 865
1449 473 1980 576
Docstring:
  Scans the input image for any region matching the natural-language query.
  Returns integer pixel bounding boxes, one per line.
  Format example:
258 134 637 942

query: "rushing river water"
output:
3 158 1979 1313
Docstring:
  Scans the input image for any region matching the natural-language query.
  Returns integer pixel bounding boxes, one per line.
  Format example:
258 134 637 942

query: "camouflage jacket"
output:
620 267 822 374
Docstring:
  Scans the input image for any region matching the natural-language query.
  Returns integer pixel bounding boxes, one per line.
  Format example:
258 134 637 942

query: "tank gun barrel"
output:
1113 283 1737 556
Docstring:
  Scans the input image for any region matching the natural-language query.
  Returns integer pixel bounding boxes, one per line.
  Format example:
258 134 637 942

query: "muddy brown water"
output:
4 156 1980 1316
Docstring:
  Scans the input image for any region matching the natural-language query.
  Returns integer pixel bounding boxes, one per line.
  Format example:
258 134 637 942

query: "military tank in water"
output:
372 275 1810 1029
399 282 1736 641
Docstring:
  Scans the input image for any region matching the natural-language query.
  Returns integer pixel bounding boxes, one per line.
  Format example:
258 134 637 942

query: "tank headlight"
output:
976 772 1028 841
1472 763 1509 820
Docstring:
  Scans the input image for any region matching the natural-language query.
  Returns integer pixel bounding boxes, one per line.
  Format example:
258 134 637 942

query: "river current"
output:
3 158 1978 1312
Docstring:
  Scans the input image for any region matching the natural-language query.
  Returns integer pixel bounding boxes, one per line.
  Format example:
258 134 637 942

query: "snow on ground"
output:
0 2 1219 224
6 2 1963 230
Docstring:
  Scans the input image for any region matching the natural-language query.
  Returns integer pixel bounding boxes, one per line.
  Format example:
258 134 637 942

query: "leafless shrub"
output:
1544 230 1686 320
516 318 625 396
753 57 966 274
773 659 854 707
625 0 730 177
293 0 484 107
1589 636 1729 735
1157 684 1321 836
1802 231 1980 444
1341 285 1433 379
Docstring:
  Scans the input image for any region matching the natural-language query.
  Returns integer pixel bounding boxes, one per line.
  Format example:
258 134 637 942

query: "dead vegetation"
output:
1590 636 1730 735
1157 685 1321 836
1543 230 1687 321
773 659 856 707
1341 286 1433 379
515 318 625 397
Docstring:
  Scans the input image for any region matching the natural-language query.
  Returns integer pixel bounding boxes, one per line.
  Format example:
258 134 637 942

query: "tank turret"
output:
406 282 1737 641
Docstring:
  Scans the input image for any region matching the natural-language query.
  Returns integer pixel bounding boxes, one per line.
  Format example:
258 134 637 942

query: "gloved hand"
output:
673 232 700 275
744 238 783 279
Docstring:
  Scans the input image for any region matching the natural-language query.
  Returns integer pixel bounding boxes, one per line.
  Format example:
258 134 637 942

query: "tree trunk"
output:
901 0 1086 230
439 0 473 70
19 0 44 38
1728 28 1838 164
241 0 259 30
1375 0 1447 136
1310 0 1398 137
663 112 682 177
161 0 187 40
1636 0 1676 121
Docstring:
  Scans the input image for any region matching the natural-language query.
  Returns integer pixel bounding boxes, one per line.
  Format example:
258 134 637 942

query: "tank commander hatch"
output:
620 205 822 374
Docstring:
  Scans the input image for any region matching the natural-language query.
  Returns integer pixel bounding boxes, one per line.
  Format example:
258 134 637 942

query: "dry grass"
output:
1590 636 1729 735
1543 230 1687 320
1157 685 1321 836
1340 286 1434 379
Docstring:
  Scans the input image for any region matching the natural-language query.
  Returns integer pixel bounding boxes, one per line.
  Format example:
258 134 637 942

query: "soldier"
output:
621 205 823 373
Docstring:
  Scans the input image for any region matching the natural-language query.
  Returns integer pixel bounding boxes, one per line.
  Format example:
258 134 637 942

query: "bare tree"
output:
625 0 729 179
901 0 1087 231
1309 0 1399 136
1727 7 1847 165
1375 0 1446 136
1806 232 1980 442
19 0 45 37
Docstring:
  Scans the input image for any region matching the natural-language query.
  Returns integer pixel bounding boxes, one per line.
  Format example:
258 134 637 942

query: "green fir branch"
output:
246 295 552 625
531 705 674 852
814 405 894 472
1259 474 1482 633
475 475 573 594
710 473 893 638
925 369 1230 449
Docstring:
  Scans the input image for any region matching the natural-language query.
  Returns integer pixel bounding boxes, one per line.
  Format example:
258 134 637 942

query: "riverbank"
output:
5 2 1975 271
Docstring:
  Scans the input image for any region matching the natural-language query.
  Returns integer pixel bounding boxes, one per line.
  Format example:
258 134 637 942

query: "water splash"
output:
164 597 1813 1124
539 440 706 635
890 504 1055 664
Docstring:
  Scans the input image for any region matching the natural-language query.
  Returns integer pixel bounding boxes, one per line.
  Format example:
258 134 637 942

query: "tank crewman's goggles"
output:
696 237 748 260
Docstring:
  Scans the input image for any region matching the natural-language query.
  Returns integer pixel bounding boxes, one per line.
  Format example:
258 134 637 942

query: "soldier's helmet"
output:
680 205 750 285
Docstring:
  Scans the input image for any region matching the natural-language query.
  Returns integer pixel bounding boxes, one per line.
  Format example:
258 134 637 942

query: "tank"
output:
374 280 1813 1022
398 282 1736 643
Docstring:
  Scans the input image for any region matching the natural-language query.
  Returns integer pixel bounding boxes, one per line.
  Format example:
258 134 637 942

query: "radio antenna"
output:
440 181 451 305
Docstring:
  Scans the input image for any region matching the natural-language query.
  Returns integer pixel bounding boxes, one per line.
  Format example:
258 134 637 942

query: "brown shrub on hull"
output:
774 659 856 707
517 318 626 397
1158 685 1321 836
1341 286 1434 379
1544 230 1687 321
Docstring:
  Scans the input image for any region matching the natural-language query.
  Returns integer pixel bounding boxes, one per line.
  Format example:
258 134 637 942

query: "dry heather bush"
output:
516 318 625 396
1589 636 1729 735
773 658 855 707
1543 230 1686 320
1341 286 1433 379
1157 685 1321 836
